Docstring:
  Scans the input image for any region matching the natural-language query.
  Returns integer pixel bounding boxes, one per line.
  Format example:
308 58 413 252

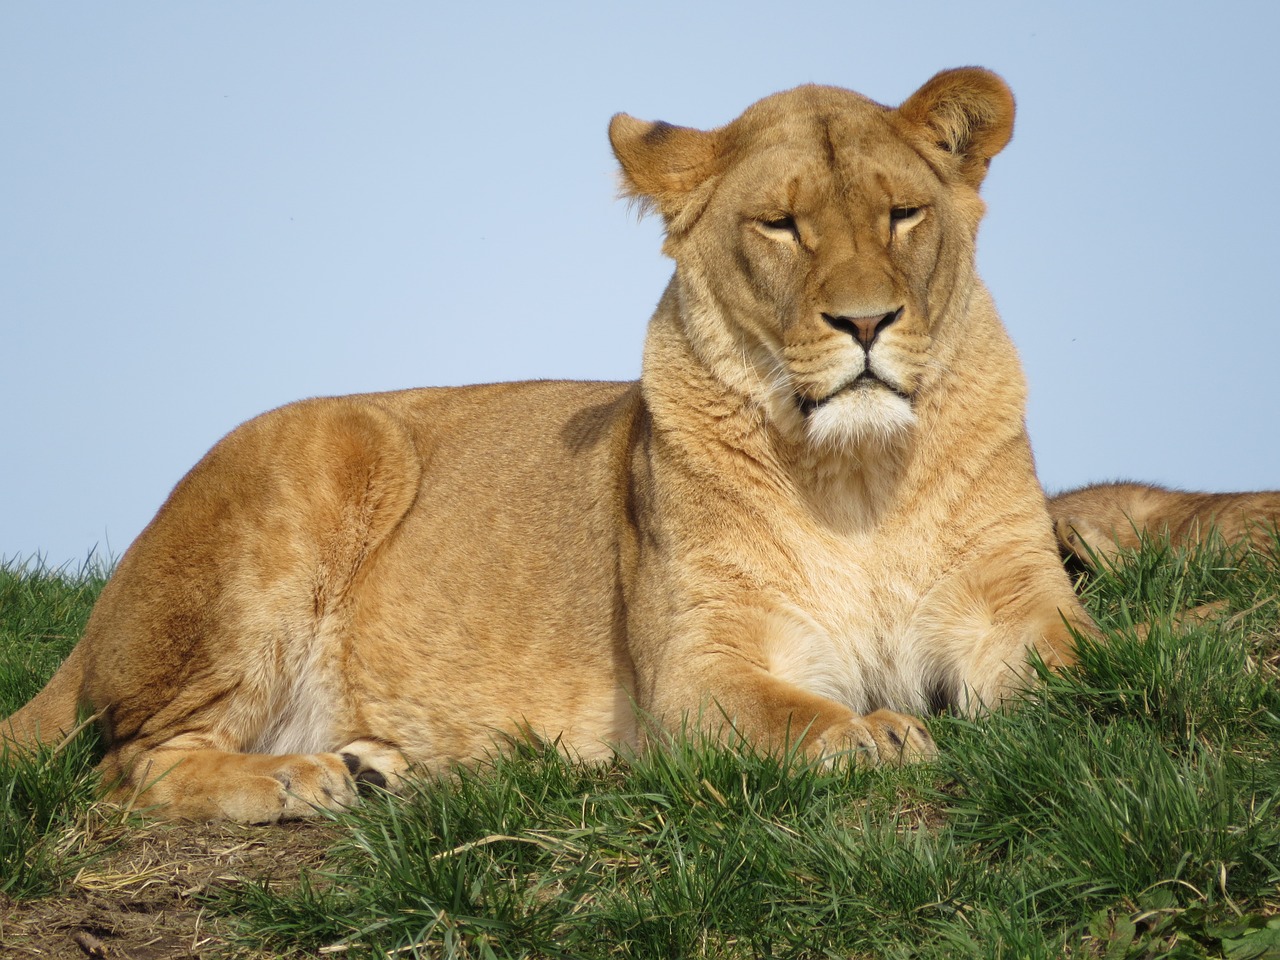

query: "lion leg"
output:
1049 483 1280 567
103 737 411 822
926 556 1089 712
105 746 358 823
1053 513 1126 569
647 639 936 766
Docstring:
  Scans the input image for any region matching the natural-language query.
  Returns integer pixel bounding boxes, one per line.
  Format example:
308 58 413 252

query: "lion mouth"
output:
797 371 910 417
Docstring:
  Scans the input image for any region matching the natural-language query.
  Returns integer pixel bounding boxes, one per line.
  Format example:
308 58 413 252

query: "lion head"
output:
609 68 1015 453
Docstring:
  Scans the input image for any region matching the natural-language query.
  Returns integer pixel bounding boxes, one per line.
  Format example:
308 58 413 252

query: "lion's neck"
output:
667 273 798 425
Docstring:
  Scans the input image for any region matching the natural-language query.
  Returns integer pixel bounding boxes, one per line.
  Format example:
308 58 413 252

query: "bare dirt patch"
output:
0 819 338 959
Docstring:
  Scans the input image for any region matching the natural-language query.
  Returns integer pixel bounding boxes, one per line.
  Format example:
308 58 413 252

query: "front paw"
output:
813 709 936 766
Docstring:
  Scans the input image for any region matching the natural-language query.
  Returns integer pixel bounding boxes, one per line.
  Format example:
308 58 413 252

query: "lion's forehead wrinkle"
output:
822 112 937 189
787 166 932 239
818 114 840 170
728 110 932 211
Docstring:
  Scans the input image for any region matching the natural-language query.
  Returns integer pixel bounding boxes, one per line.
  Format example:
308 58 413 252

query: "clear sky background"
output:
4 2 1278 569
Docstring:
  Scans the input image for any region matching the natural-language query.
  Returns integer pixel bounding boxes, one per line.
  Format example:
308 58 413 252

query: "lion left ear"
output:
897 67 1015 190
609 114 723 224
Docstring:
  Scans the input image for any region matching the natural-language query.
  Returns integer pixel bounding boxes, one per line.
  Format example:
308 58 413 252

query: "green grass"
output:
0 554 107 711
0 556 109 897
0 731 107 898
2 539 1278 957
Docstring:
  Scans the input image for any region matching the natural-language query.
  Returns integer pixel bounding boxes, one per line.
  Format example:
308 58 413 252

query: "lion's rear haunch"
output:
7 68 1263 823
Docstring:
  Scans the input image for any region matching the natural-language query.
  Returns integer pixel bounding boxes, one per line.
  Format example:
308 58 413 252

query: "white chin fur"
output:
805 387 917 451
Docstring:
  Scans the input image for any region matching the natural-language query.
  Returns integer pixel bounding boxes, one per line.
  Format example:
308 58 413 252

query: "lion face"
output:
610 70 1014 452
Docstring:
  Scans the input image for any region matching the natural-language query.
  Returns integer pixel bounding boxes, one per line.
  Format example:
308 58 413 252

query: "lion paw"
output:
268 753 360 820
115 748 363 823
338 737 409 793
813 709 936 767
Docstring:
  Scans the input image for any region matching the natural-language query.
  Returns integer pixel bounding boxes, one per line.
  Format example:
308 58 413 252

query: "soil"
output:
0 820 337 960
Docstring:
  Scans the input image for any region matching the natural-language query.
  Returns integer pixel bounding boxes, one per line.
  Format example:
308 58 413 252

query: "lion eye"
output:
889 206 925 235
758 215 800 240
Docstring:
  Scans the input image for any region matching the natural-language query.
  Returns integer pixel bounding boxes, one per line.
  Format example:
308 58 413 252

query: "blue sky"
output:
4 2 1278 567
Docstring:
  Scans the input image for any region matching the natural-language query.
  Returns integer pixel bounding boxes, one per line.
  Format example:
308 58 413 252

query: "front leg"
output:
923 556 1091 713
637 604 936 765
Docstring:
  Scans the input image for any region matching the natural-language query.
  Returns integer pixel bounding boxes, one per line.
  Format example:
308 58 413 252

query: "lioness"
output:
1 68 1220 822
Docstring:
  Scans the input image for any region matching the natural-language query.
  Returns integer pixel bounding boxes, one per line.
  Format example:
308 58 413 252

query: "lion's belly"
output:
338 595 637 766
327 393 641 767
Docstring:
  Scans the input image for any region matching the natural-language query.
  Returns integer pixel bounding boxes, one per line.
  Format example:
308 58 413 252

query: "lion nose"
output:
822 308 903 348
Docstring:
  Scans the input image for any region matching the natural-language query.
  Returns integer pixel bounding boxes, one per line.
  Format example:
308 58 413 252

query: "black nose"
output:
822 307 903 348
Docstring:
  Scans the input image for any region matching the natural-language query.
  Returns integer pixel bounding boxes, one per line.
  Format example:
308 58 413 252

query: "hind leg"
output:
81 398 423 821
105 738 410 822
107 746 359 823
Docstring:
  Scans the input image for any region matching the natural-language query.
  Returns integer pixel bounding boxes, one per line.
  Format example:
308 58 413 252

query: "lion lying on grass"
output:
5 69 1276 822
1049 483 1280 569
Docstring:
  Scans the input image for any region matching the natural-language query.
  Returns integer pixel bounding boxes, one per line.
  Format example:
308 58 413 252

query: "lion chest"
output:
762 527 947 715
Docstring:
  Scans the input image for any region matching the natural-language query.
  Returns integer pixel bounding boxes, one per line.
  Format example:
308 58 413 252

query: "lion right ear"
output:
609 114 722 224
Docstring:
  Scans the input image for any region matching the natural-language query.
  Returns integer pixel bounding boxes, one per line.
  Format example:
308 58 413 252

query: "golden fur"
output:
0 69 1205 822
1049 482 1280 567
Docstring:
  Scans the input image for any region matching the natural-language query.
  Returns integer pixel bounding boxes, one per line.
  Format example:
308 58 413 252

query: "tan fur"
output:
4 69 1102 822
1050 482 1280 567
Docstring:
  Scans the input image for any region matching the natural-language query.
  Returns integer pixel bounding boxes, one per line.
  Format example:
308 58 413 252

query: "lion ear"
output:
609 114 722 222
897 67 1015 189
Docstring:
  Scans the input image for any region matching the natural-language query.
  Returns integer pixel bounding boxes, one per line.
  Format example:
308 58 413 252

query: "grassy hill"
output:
2 539 1278 958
